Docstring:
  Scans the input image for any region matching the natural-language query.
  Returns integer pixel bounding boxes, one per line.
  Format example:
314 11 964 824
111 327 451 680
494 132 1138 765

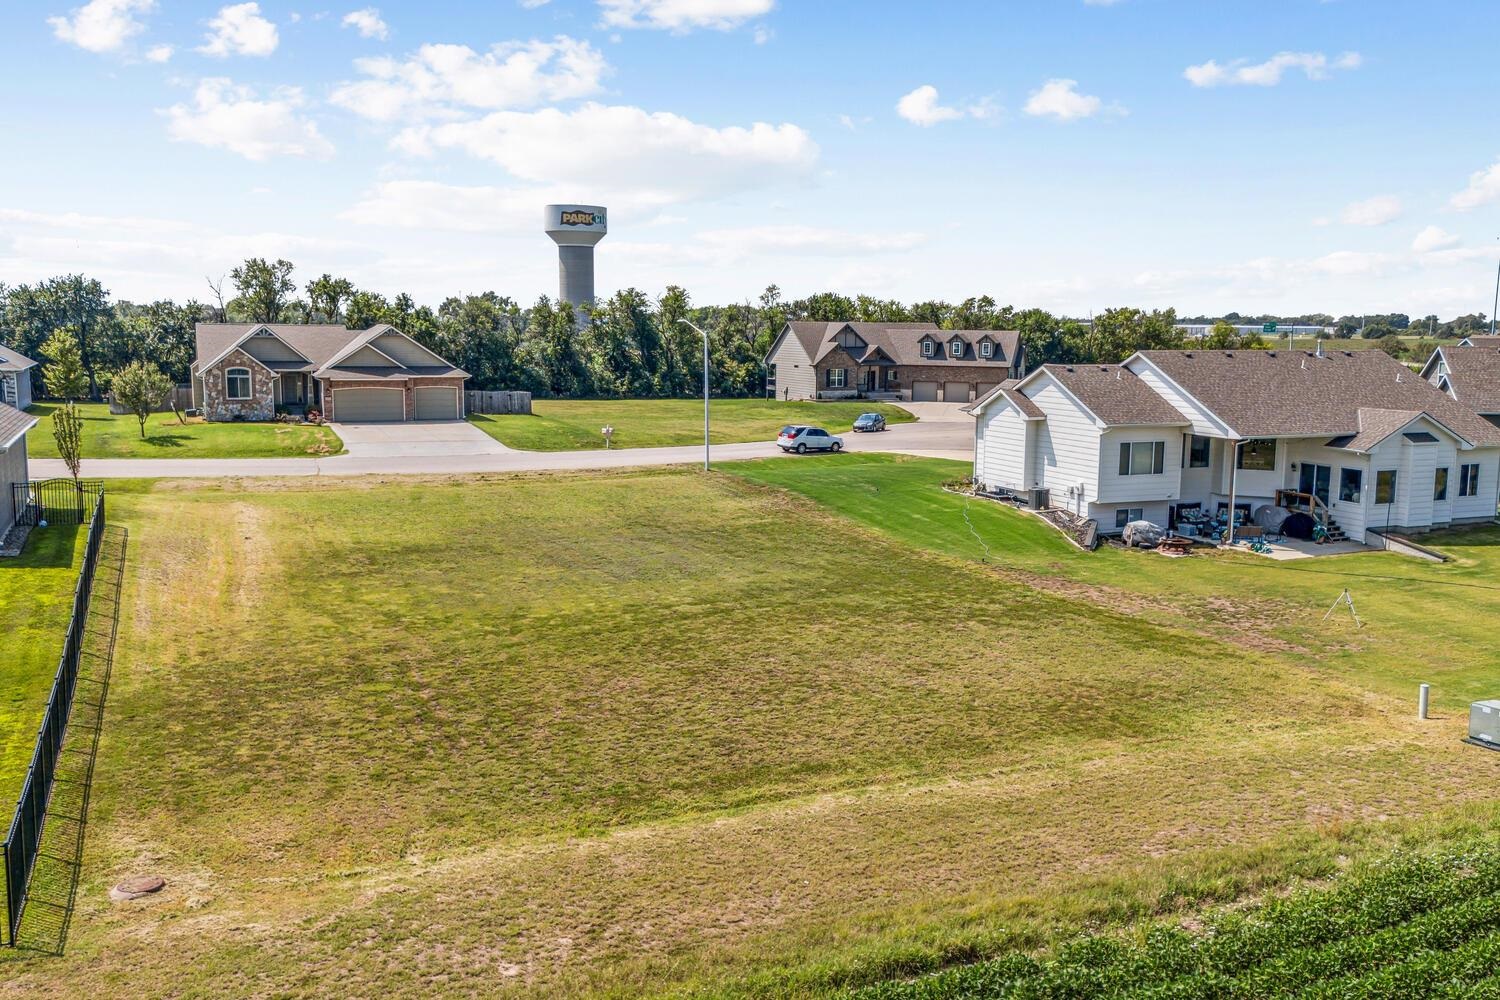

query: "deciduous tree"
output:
111 360 174 438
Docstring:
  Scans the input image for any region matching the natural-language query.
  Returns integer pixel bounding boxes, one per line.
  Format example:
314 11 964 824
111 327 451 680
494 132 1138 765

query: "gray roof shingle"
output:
775 321 1021 369
195 324 467 380
0 344 38 373
1138 348 1500 448
1434 348 1500 414
1041 363 1189 426
0 403 36 449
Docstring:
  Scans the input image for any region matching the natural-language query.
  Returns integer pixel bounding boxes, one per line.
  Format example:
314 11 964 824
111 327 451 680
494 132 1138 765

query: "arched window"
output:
225 367 252 400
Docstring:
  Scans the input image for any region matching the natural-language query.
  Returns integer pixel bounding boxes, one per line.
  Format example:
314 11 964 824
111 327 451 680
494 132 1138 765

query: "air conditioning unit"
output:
1028 488 1050 509
1469 701 1500 749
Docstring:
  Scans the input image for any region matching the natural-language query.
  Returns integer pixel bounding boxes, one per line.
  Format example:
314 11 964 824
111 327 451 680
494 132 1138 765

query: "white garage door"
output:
944 381 971 403
413 386 460 421
912 380 939 402
334 387 404 422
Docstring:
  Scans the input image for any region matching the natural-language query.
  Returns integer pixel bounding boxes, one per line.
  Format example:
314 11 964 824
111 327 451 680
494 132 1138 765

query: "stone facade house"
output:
764 322 1025 403
0 345 37 411
191 323 469 423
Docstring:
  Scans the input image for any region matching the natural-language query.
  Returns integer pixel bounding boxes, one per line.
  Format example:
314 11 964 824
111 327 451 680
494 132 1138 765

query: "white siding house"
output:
971 349 1500 540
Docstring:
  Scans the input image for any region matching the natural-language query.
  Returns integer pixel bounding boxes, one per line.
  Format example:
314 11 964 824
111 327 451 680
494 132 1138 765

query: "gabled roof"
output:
0 344 38 373
1458 336 1500 348
1034 363 1189 427
195 323 467 380
1133 348 1500 448
769 321 1022 369
1423 347 1500 414
0 403 36 450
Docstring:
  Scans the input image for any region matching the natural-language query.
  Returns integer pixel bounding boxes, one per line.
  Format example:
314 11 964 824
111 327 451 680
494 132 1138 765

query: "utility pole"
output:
1491 236 1499 336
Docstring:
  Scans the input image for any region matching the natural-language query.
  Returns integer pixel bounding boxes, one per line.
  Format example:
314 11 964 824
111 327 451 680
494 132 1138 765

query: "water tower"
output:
543 204 607 309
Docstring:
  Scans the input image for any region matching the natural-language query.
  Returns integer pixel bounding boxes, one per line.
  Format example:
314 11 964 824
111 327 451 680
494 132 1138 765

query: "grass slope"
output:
25 402 343 459
467 398 914 450
0 524 83 805
1 462 1498 998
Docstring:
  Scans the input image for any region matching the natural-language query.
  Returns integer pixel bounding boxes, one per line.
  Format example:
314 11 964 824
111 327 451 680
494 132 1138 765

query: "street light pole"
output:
680 318 710 470
1491 237 1499 336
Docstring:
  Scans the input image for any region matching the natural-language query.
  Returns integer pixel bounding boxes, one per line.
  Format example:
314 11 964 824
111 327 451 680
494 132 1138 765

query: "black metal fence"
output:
10 480 104 528
2 488 106 946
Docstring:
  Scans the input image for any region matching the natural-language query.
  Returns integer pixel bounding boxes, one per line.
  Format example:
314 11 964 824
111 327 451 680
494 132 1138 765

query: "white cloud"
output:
896 85 962 126
199 3 279 58
895 85 995 127
162 78 334 161
1184 50 1361 87
330 36 608 122
342 7 389 40
145 43 173 62
1310 250 1393 277
1340 194 1401 226
519 0 552 6
695 225 926 256
340 180 557 232
598 0 775 32
1413 225 1461 253
48 0 155 54
1451 157 1500 211
1023 78 1111 121
393 102 818 206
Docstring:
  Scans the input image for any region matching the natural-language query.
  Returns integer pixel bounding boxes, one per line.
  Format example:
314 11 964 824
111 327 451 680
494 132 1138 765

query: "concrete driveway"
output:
331 420 512 458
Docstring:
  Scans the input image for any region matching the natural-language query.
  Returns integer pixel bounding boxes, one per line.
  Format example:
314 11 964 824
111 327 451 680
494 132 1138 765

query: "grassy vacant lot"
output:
0 525 83 806
468 398 914 450
25 402 343 459
1 457 1498 998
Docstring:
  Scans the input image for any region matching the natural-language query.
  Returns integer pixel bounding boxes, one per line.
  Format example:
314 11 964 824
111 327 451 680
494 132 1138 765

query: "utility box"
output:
1469 701 1500 747
1028 488 1050 510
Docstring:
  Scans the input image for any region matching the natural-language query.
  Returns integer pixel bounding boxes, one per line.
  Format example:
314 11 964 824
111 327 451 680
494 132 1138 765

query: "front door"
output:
864 368 877 391
280 374 304 405
1299 463 1331 506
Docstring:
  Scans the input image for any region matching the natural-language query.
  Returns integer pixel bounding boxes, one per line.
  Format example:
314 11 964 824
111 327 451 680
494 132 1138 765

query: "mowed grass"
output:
2 461 1499 998
467 398 915 450
25 402 343 459
0 524 83 806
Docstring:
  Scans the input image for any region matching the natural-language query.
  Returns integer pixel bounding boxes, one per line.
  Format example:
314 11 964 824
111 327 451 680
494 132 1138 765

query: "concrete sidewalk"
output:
28 416 973 479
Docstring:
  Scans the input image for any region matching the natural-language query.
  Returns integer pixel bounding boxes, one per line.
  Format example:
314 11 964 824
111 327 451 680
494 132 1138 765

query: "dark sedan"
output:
852 412 887 432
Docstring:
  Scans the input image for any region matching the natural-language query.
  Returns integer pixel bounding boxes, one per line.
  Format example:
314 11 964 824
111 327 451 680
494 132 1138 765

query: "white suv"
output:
777 425 844 454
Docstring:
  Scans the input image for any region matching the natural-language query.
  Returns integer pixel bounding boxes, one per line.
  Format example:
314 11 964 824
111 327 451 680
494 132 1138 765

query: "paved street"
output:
28 406 973 479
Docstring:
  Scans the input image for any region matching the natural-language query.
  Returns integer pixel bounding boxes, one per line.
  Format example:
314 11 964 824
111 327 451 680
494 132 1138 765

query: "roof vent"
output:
1224 351 1234 358
1064 365 1074 372
1267 351 1277 357
1301 357 1307 370
1396 372 1404 383
1184 351 1193 358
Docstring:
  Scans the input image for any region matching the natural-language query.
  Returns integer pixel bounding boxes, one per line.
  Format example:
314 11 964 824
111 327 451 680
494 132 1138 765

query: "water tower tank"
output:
543 204 607 309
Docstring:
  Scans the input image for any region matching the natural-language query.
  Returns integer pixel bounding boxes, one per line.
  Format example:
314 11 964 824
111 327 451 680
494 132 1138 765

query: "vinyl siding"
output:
767 332 816 401
374 332 445 367
1096 429 1183 504
0 434 27 531
1452 448 1500 522
975 403 1031 491
1284 442 1371 539
1092 500 1171 534
341 344 399 367
243 336 308 363
1027 375 1102 516
1127 359 1231 436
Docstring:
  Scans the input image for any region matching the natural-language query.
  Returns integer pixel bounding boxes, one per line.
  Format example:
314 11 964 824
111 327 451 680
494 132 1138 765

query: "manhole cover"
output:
109 875 165 901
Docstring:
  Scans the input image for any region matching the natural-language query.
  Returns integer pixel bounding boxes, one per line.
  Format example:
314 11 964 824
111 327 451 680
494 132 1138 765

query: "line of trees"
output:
2 259 1482 403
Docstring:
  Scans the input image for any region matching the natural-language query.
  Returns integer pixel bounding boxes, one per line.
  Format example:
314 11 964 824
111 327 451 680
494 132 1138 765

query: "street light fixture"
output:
679 318 711 471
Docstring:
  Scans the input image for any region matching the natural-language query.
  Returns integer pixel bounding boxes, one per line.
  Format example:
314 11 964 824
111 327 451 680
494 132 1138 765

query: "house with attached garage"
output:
0 345 37 411
970 347 1500 540
764 321 1024 403
192 323 469 423
0 404 38 537
1419 344 1500 425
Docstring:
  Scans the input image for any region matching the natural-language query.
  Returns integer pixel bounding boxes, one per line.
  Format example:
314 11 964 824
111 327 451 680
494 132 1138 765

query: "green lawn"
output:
4 460 1500 997
0 524 84 806
467 398 915 450
25 402 343 459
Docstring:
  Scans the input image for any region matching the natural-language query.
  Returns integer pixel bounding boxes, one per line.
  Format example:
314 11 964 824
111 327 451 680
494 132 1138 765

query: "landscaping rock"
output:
109 875 165 901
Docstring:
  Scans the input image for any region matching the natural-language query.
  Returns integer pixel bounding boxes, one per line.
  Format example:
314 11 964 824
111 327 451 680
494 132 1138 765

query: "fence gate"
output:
10 480 104 528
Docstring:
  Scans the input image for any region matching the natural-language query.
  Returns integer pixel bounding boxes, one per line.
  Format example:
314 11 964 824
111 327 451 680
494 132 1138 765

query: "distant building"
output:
1175 323 1336 340
764 321 1024 403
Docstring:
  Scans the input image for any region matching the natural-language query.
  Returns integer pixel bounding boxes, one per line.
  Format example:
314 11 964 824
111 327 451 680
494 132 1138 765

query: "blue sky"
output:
3 0 1499 318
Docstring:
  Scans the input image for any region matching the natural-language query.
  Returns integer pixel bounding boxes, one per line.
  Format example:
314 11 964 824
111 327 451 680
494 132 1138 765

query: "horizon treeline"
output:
0 259 1488 400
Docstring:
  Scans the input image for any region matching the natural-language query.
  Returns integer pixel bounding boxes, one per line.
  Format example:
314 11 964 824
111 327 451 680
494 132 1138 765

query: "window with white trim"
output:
921 340 935 358
949 340 963 358
1117 441 1166 476
1236 438 1277 471
827 368 846 388
1115 507 1144 528
1375 469 1397 505
1434 467 1450 502
225 367 252 400
980 341 993 358
1460 462 1481 497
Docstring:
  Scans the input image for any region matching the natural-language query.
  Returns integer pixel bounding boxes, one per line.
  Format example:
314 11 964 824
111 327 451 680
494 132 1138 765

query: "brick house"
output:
764 322 1025 403
191 323 469 423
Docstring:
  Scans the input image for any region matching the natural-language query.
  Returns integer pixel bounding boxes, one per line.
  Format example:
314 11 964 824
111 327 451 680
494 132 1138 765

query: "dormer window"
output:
980 341 993 359
921 340 935 358
949 339 963 358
